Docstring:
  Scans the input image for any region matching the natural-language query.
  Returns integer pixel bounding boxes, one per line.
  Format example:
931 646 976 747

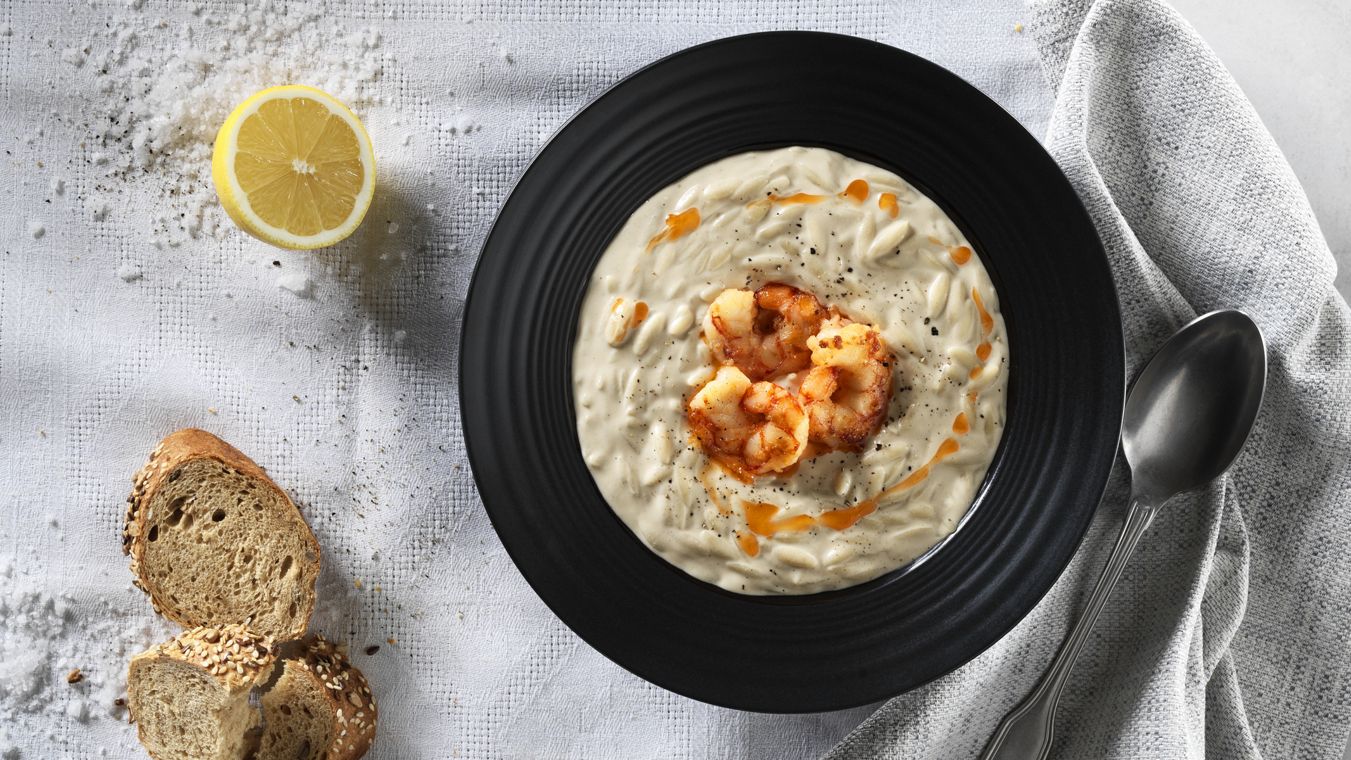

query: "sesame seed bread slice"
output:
127 625 277 760
124 429 321 641
258 636 378 760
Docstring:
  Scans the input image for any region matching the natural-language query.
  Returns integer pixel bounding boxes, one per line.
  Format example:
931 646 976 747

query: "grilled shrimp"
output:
687 366 810 477
702 283 827 381
800 318 893 451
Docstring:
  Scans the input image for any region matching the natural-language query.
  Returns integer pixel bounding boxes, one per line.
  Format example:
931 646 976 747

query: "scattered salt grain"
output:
401 134 412 146
60 48 88 67
276 272 314 299
386 221 399 235
393 329 407 344
0 24 12 37
115 263 143 282
49 178 65 196
75 1 388 246
452 114 476 134
26 221 44 239
64 699 89 723
0 549 170 756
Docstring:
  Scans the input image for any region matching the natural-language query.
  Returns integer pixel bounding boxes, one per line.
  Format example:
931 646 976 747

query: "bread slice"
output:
124 428 321 641
127 625 277 760
257 635 378 760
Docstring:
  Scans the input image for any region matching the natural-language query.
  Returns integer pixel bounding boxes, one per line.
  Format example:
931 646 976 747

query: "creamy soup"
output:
572 147 1008 594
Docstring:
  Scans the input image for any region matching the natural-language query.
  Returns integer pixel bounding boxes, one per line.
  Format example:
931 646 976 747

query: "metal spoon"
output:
979 310 1267 760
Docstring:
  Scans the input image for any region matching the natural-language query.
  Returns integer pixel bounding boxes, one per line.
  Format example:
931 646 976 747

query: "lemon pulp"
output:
212 85 375 250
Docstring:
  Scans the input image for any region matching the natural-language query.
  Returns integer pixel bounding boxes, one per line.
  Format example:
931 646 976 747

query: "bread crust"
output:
294 636 378 760
130 624 278 693
128 624 278 759
124 428 321 639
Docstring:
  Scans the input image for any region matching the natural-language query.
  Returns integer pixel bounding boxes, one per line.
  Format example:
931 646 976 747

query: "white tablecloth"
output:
0 1 1052 758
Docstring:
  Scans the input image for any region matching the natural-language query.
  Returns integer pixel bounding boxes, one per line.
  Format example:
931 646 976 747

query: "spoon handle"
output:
978 495 1159 760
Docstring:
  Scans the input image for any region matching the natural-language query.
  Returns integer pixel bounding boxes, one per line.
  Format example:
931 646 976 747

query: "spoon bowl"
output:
1124 310 1268 500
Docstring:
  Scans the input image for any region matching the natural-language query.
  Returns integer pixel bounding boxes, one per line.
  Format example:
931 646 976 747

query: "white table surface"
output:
1171 0 1351 301
1165 3 1351 757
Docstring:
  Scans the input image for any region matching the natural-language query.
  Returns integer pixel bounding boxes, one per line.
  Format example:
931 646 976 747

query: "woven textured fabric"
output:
0 1 1051 758
826 1 1351 758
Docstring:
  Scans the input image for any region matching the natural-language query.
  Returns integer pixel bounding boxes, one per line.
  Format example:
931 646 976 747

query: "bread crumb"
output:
207 407 218 415
354 579 364 590
66 669 83 684
385 637 396 646
1014 22 1024 32
364 645 379 655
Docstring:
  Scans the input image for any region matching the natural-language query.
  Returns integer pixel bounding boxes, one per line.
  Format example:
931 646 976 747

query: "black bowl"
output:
461 31 1122 713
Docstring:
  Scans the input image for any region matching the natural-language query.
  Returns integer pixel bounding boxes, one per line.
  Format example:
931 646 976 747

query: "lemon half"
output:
212 85 375 250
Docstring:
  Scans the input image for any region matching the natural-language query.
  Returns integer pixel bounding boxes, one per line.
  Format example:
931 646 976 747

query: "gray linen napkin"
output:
826 0 1351 757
